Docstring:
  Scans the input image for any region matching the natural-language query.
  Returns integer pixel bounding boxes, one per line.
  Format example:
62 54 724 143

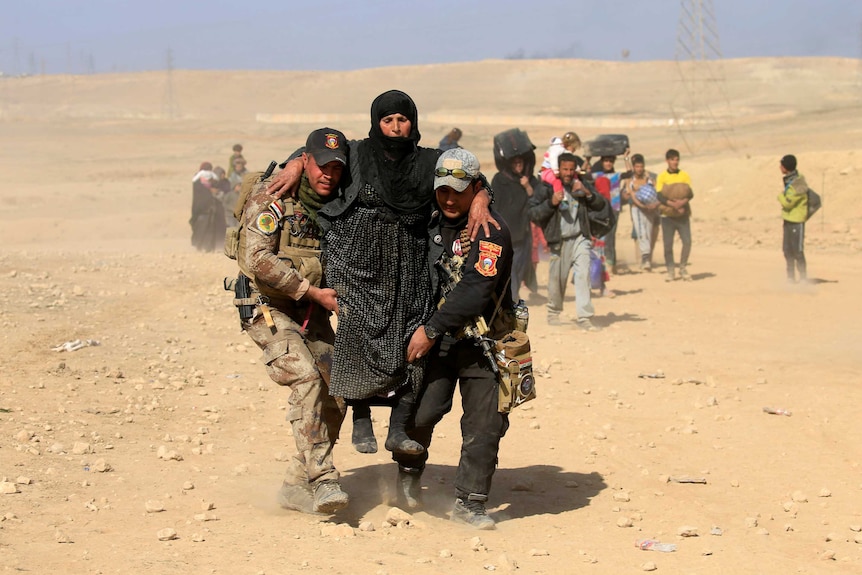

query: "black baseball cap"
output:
306 128 348 166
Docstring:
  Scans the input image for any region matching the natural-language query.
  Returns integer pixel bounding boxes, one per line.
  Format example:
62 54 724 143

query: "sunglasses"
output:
435 167 471 179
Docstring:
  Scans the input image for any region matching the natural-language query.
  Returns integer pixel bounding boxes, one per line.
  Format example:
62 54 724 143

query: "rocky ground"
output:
2 60 862 574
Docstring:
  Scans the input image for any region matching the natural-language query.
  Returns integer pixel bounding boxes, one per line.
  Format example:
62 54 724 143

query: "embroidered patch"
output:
268 200 285 221
452 238 463 257
325 134 339 149
475 240 502 277
256 212 277 235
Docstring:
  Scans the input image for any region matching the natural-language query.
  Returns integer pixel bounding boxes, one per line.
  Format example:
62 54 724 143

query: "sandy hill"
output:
1 57 861 253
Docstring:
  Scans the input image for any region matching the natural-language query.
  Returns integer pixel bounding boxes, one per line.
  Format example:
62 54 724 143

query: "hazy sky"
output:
2 0 860 74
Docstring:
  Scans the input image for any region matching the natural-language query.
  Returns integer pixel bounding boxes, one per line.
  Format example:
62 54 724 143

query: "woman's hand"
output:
467 187 501 241
267 158 303 199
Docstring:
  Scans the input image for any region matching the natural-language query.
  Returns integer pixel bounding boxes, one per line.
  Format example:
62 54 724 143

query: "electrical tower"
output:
162 48 180 120
672 0 735 154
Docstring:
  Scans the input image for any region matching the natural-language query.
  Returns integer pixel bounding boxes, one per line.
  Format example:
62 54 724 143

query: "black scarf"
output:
363 90 433 214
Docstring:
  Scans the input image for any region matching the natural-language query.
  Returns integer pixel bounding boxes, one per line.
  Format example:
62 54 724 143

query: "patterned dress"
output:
322 143 437 400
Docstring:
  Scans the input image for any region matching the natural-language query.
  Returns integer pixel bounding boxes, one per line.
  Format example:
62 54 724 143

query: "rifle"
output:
435 256 499 376
261 160 277 181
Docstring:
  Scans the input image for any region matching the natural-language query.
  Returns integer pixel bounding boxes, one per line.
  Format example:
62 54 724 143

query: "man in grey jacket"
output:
528 153 607 331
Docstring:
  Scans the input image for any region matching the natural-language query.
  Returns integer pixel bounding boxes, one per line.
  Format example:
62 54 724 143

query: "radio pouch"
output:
496 330 536 413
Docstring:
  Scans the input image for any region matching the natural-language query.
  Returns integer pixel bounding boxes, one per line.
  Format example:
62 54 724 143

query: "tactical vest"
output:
435 224 534 414
436 226 518 339
226 173 324 304
436 228 473 309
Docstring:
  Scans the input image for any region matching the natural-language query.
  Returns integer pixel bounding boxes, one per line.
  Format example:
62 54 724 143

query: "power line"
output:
162 48 179 120
672 0 735 155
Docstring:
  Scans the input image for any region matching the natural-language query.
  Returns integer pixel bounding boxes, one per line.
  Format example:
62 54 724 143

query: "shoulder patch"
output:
256 212 278 235
475 240 502 277
268 199 285 221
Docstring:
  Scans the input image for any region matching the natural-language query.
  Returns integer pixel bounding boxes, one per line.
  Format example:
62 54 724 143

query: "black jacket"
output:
425 207 514 338
528 179 607 244
491 171 538 245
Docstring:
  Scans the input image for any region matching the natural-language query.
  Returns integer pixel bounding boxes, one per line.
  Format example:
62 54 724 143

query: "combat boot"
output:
312 480 349 514
384 393 424 455
397 466 423 510
351 414 378 454
451 494 496 530
277 482 316 514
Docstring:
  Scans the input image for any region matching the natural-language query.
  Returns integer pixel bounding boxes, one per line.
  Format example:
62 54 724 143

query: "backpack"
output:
224 162 277 260
806 188 821 221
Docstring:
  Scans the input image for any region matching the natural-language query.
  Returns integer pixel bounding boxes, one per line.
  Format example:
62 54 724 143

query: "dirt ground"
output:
1 58 861 574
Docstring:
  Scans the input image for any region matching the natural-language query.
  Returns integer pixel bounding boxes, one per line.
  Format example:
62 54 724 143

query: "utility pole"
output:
672 0 735 154
162 48 179 120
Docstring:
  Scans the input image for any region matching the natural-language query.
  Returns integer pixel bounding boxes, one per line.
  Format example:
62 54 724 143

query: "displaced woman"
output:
190 162 227 252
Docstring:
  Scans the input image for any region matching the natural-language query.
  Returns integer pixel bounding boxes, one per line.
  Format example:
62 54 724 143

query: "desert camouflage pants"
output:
244 306 345 486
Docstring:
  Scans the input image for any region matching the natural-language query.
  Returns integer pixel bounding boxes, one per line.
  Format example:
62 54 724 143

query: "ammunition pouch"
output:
224 226 240 260
495 330 536 413
489 307 517 338
279 246 323 288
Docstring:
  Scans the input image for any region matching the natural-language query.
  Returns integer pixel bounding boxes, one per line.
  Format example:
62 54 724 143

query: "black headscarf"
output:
368 90 422 156
362 90 434 214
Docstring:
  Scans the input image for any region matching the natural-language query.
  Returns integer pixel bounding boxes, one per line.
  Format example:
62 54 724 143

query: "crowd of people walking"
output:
191 99 808 532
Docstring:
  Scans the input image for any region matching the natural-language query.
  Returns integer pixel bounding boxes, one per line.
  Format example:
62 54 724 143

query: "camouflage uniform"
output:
238 178 345 490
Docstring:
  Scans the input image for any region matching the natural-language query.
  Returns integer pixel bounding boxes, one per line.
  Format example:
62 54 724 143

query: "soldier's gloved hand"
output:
305 285 339 315
407 326 434 363
267 158 303 199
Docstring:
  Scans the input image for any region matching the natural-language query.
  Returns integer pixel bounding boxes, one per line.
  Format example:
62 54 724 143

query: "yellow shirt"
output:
655 169 692 192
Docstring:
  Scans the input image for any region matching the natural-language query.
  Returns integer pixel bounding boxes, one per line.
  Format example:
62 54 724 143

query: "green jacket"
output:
777 172 809 223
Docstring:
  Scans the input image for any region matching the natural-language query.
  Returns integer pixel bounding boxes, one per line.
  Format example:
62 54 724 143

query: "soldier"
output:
234 128 349 514
400 148 515 530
